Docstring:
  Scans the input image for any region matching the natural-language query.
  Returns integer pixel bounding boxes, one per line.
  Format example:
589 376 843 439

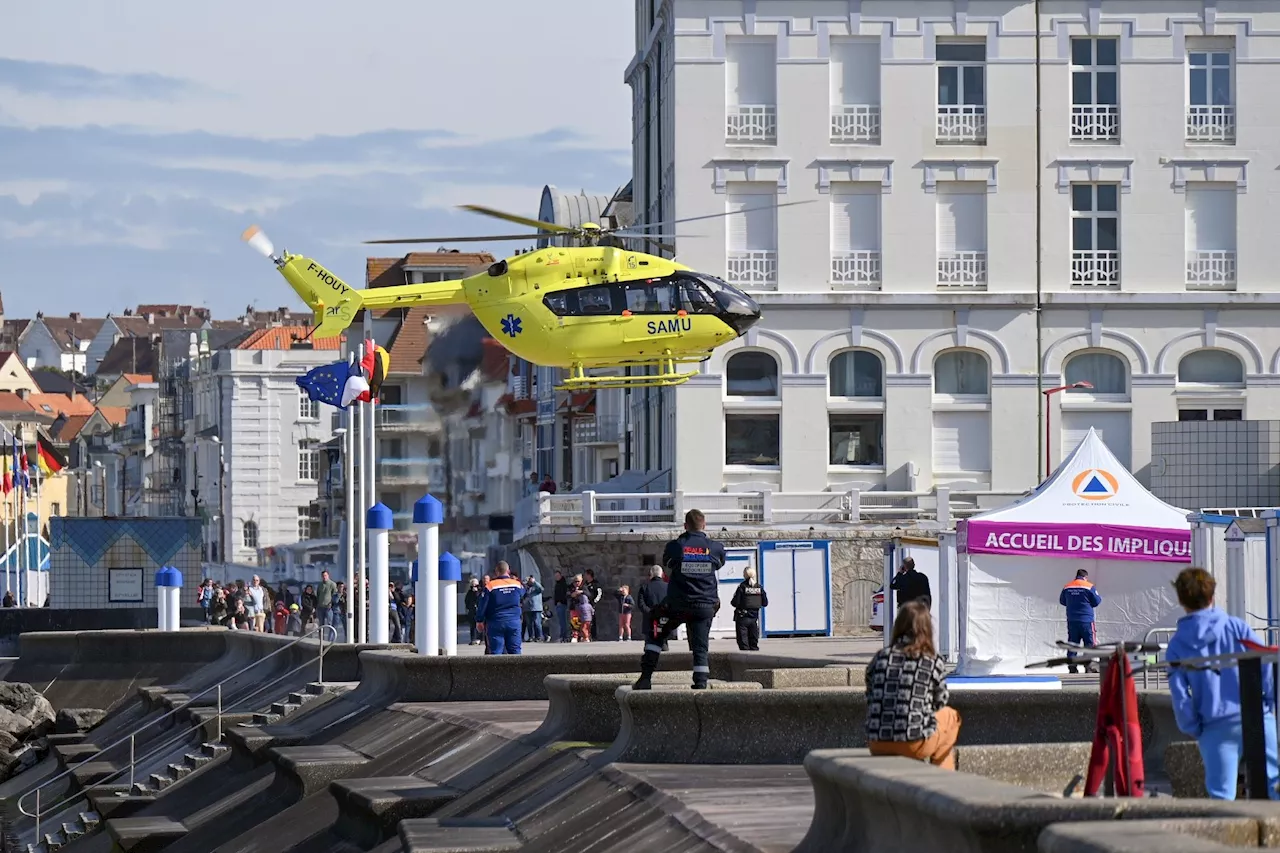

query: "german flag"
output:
36 432 66 476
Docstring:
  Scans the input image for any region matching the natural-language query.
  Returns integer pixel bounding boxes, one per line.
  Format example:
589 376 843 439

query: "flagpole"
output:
17 429 26 607
1 426 10 596
32 454 41 605
363 327 377 645
356 370 367 647
343 401 355 645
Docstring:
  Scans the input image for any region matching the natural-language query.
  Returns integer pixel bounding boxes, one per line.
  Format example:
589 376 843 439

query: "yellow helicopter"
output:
242 203 786 389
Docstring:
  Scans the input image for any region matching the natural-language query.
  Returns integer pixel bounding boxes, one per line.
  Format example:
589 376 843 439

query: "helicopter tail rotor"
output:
243 224 365 339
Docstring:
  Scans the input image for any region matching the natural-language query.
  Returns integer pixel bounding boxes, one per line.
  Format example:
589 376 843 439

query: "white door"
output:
713 550 754 638
1061 411 1132 470
793 548 829 632
762 549 796 632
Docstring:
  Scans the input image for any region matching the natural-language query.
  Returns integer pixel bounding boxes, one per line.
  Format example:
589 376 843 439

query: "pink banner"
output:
962 520 1192 563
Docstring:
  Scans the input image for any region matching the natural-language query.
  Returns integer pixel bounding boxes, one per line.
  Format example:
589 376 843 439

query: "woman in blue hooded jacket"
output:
1165 566 1279 799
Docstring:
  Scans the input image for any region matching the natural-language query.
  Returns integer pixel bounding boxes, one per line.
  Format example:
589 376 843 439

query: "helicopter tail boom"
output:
356 280 468 310
278 254 366 339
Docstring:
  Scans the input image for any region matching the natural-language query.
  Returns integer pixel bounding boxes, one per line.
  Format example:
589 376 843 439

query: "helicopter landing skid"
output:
555 359 697 391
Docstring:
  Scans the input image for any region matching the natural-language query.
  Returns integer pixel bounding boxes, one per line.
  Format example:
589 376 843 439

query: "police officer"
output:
633 509 724 690
478 562 524 655
1060 569 1102 674
730 566 768 651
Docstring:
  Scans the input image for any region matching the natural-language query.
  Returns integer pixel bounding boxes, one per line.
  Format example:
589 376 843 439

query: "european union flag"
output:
297 360 360 410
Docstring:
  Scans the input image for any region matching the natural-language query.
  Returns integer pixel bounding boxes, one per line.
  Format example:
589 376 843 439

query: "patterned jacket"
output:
864 641 950 742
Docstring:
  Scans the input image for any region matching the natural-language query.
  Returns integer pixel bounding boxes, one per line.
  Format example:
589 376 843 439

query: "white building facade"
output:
624 0 1280 498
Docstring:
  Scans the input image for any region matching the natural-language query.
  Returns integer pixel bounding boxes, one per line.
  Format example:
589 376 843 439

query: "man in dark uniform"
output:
637 565 669 649
1060 568 1102 674
633 509 724 690
891 556 931 609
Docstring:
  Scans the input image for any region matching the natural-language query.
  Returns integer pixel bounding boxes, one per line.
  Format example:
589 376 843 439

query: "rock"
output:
0 731 17 751
0 706 38 741
0 683 54 736
56 708 106 734
0 750 20 781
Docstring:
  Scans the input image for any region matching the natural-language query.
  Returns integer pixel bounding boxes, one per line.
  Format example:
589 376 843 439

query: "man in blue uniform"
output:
1060 569 1102 674
478 562 524 655
633 509 725 690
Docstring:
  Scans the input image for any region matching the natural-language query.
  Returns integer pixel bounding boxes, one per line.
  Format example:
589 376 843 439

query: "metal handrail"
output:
18 625 336 836
25 627 337 837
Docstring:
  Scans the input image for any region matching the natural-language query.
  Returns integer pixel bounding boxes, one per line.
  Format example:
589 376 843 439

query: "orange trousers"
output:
867 707 962 770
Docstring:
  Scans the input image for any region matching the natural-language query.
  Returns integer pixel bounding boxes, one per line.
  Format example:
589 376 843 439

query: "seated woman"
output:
865 601 961 770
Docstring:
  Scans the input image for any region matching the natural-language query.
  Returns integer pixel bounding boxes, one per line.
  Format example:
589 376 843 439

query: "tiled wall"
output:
48 518 202 609
1150 421 1280 511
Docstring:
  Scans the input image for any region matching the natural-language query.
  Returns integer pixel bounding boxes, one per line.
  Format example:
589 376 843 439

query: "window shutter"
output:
726 183 776 252
936 183 987 252
1060 411 1132 468
831 183 879 252
726 39 776 105
932 411 992 473
831 40 879 105
1185 184 1236 251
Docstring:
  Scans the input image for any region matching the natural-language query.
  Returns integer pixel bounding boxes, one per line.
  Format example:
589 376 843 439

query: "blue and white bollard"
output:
413 494 443 656
438 551 461 657
367 503 392 645
155 568 169 631
166 568 183 631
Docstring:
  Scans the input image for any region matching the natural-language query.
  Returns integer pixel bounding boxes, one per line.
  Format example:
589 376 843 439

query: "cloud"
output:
0 57 204 100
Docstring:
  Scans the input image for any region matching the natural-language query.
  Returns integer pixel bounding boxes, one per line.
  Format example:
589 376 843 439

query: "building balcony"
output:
1186 105 1235 143
1071 250 1120 289
726 104 777 144
1070 104 1119 142
726 250 778 291
830 104 880 143
936 105 986 143
830 251 882 290
464 471 485 495
574 414 623 446
1186 250 1237 291
377 460 443 487
936 252 987 289
376 406 418 432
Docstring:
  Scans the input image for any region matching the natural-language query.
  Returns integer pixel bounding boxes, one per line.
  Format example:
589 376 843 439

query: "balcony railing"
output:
574 415 624 446
831 251 882 290
377 460 443 486
726 104 777 143
936 105 986 143
830 104 881 143
936 252 988 289
1071 250 1120 288
1186 250 1237 290
726 250 778 290
1186 105 1235 143
1070 104 1120 141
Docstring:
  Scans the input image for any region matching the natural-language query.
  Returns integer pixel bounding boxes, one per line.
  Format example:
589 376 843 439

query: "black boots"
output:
632 673 653 690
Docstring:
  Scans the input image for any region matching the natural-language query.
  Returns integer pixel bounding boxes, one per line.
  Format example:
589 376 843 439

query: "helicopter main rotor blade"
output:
614 232 703 239
624 200 815 232
362 234 548 245
459 204 576 234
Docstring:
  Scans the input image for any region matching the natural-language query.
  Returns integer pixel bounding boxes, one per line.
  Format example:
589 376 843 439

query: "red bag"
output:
1084 652 1145 797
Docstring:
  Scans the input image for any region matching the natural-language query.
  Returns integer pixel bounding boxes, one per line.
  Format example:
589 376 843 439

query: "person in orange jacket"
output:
272 600 289 635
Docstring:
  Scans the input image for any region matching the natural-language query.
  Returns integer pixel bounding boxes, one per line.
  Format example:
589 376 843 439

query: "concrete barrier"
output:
1038 820 1261 852
742 666 867 688
954 743 1092 795
532 674 761 745
795 750 1280 853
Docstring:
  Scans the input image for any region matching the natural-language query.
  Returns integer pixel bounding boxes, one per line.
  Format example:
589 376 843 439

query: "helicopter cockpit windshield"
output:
684 273 761 334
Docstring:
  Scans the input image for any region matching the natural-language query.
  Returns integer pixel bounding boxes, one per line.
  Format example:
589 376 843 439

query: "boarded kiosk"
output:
954 428 1192 677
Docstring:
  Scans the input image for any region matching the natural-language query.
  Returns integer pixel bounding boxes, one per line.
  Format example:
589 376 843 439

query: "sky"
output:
0 1 635 319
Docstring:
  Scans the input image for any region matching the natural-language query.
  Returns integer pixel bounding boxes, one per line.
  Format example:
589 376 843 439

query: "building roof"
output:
121 373 153 385
0 393 48 423
236 327 343 351
96 337 159 377
30 368 91 396
27 393 95 417
110 313 207 336
479 338 509 383
365 250 495 289
37 315 105 352
3 319 28 340
95 406 128 426
52 414 91 442
379 307 433 375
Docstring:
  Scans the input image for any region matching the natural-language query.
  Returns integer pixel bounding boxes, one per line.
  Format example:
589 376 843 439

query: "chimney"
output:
145 313 155 324
69 312 81 323
188 332 198 360
16 388 27 400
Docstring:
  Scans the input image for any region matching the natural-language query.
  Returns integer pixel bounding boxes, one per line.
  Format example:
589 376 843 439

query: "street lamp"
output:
209 437 225 564
1042 381 1093 479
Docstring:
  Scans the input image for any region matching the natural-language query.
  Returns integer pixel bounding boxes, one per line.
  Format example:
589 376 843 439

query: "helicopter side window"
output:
623 280 679 314
679 279 719 314
577 285 615 315
543 293 571 316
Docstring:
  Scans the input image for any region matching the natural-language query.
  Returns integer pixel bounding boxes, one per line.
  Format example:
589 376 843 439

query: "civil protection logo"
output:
1071 469 1119 501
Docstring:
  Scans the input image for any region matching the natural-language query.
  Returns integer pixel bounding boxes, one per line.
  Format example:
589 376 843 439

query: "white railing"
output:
575 415 624 445
378 460 443 486
1071 250 1120 288
1186 250 1236 290
513 487 1029 537
726 250 779 290
936 252 987 289
831 104 881 143
1070 104 1120 141
726 104 777 143
831 251 882 290
936 105 986 143
1186 105 1235 143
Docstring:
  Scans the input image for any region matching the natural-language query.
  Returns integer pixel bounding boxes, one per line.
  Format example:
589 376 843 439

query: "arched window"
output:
242 520 259 549
829 350 884 397
1064 351 1128 395
1178 349 1244 386
726 351 779 397
933 349 989 396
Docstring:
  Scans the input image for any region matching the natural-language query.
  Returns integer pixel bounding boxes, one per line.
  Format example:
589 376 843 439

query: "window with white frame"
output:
725 183 778 290
298 386 319 420
934 349 990 397
1070 183 1120 288
1185 184 1237 290
1178 349 1244 387
830 183 881 289
932 350 991 477
936 183 987 288
297 507 311 541
1058 350 1132 464
297 439 319 481
828 350 885 467
1187 46 1234 142
1063 351 1128 397
829 414 883 466
830 39 881 143
829 350 884 398
725 413 780 466
725 37 776 143
726 350 779 397
1070 37 1119 141
725 350 780 466
936 42 986 143
242 520 258 549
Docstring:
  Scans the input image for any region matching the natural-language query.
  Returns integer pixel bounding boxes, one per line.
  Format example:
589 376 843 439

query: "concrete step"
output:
167 762 192 780
148 772 174 791
181 752 212 768
80 811 101 830
249 712 281 726
201 742 229 758
269 701 299 717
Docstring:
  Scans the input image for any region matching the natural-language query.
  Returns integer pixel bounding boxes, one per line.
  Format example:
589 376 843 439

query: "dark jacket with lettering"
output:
891 569 931 608
731 582 768 619
480 577 524 624
662 531 725 608
1059 579 1102 624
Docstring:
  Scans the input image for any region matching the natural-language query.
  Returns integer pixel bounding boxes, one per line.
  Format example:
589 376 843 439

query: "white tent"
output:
955 428 1192 675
